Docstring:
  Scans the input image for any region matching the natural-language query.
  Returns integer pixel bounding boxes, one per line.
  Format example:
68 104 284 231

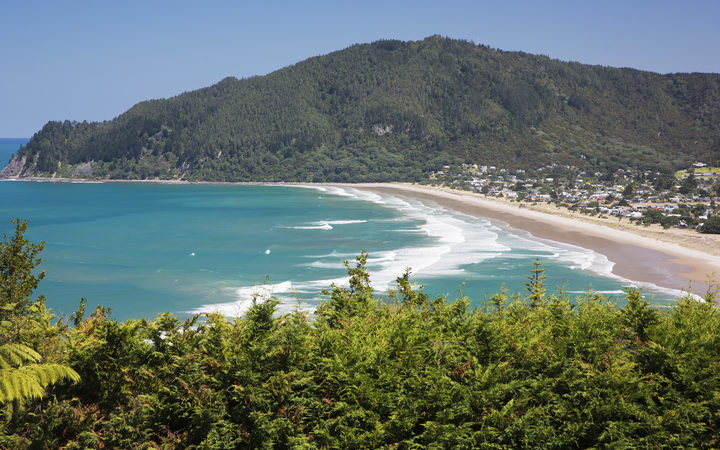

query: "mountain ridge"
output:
3 36 720 182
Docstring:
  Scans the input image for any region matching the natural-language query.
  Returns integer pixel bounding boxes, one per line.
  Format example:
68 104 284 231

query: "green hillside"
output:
4 36 720 181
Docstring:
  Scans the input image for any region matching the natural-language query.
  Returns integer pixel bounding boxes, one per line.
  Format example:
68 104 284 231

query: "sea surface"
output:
0 138 25 166
1 138 678 321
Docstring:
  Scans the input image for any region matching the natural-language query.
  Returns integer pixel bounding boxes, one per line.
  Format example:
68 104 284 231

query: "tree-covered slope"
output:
4 36 720 181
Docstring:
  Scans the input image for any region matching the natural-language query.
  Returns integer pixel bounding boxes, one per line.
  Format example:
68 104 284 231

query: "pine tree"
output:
1 218 46 341
0 220 80 417
525 258 547 307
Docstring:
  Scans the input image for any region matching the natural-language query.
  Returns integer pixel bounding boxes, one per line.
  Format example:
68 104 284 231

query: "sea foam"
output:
287 219 367 230
191 184 686 317
294 186 510 290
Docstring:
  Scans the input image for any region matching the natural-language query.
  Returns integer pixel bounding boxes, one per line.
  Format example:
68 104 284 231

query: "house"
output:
531 194 552 202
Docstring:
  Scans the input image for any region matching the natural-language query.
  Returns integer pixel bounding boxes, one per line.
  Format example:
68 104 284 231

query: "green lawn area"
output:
675 167 720 178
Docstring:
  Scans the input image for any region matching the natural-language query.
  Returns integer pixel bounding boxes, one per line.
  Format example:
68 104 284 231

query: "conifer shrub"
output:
1 227 720 447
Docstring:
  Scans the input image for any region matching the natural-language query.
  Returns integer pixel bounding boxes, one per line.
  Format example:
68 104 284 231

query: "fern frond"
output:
0 344 79 406
0 343 41 369
0 368 45 403
19 363 81 386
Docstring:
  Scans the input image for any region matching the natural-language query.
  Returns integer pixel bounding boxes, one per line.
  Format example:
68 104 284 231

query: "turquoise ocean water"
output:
0 138 24 166
0 139 678 321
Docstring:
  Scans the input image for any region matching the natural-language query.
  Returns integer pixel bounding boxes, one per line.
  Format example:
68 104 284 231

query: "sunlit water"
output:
0 139 678 321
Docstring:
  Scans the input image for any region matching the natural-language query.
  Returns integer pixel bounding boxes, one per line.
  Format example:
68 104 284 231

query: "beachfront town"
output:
427 162 720 233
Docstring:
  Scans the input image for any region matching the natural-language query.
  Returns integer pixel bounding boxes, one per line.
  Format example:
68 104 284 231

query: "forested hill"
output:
4 36 720 182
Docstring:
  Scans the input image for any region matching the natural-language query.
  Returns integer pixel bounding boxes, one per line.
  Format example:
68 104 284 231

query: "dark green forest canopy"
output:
6 35 720 181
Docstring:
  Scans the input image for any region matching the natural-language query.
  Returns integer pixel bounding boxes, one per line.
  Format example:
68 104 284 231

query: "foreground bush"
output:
2 228 720 448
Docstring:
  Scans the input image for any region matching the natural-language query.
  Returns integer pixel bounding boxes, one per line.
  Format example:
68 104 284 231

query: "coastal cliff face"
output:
0 154 27 178
7 36 720 182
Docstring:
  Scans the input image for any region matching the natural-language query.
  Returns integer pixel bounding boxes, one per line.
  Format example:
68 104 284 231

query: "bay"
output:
1 139 677 321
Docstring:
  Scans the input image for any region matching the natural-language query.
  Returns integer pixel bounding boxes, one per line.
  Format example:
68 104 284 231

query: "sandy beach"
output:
346 183 720 298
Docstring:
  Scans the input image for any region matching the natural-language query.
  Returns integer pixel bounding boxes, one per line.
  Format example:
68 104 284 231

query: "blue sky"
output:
2 0 719 137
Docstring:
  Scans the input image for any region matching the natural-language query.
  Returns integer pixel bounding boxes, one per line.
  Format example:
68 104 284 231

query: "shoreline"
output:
345 183 720 297
5 176 720 298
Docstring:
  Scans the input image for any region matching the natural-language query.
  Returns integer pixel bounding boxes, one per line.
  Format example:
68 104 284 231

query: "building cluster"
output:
428 162 720 231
